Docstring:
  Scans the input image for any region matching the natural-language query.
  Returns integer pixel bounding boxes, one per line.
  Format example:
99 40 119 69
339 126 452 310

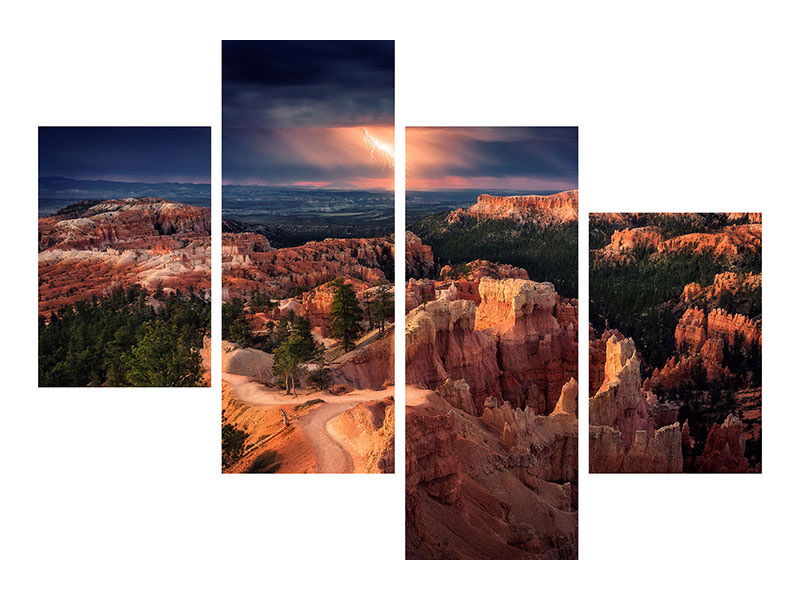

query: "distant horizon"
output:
39 175 211 186
40 177 577 197
38 176 211 216
222 181 392 192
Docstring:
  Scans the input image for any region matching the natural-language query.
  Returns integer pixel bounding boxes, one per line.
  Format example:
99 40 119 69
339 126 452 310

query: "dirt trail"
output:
222 371 393 473
301 400 358 473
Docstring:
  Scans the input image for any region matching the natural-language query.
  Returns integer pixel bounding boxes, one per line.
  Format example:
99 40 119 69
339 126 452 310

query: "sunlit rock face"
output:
405 298 502 402
589 335 683 473
405 277 577 414
594 223 762 265
476 278 577 414
405 275 578 559
643 306 761 395
447 190 578 225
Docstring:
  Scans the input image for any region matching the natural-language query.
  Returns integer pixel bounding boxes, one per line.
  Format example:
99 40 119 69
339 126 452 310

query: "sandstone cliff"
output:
405 231 435 278
594 226 663 262
39 197 210 252
645 306 761 394
405 299 502 401
476 278 577 413
589 335 682 473
330 326 395 390
447 190 578 225
405 278 436 312
594 223 762 264
696 413 750 473
678 272 761 311
330 398 395 473
298 277 373 336
406 384 577 559
405 260 530 312
405 278 577 413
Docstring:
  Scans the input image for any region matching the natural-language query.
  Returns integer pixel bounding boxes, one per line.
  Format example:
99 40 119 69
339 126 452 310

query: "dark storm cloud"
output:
38 127 211 183
407 127 578 190
222 40 395 128
222 126 393 187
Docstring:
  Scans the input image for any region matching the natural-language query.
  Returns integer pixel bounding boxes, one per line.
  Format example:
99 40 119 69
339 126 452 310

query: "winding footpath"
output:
222 372 392 473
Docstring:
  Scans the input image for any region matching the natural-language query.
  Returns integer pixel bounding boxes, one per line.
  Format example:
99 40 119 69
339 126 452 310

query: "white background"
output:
2 1 798 598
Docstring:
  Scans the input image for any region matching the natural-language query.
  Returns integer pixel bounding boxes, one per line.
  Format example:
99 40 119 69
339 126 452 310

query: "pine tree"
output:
125 320 203 386
271 314 321 395
329 279 363 351
367 283 393 336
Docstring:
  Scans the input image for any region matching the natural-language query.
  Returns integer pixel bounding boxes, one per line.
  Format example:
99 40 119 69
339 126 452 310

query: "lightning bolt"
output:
363 129 395 168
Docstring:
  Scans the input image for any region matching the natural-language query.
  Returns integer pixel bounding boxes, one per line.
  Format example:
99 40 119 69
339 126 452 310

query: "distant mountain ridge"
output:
447 189 578 225
38 177 210 216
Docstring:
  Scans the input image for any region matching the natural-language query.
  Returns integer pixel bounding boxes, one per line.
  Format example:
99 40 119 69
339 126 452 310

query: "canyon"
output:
405 191 578 559
589 213 761 473
222 230 398 300
221 229 396 473
38 198 210 315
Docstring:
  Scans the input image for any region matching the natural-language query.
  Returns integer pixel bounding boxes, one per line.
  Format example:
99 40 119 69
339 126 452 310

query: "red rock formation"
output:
646 306 761 394
706 308 762 348
661 224 761 258
594 226 664 262
439 259 529 284
405 231 435 278
675 307 709 353
589 335 682 473
405 299 502 401
447 190 578 225
476 278 577 414
588 327 624 396
593 222 762 264
406 278 577 414
39 198 210 251
725 212 762 224
405 260 532 315
406 386 577 560
221 232 272 262
330 398 394 473
38 198 210 315
405 278 436 312
435 378 477 416
697 414 749 473
222 234 393 299
406 391 461 510
433 260 529 306
678 272 761 310
330 326 394 390
405 271 578 558
298 277 371 336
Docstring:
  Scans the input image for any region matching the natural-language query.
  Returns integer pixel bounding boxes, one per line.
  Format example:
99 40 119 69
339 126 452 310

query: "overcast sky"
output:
406 127 578 191
222 40 395 189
